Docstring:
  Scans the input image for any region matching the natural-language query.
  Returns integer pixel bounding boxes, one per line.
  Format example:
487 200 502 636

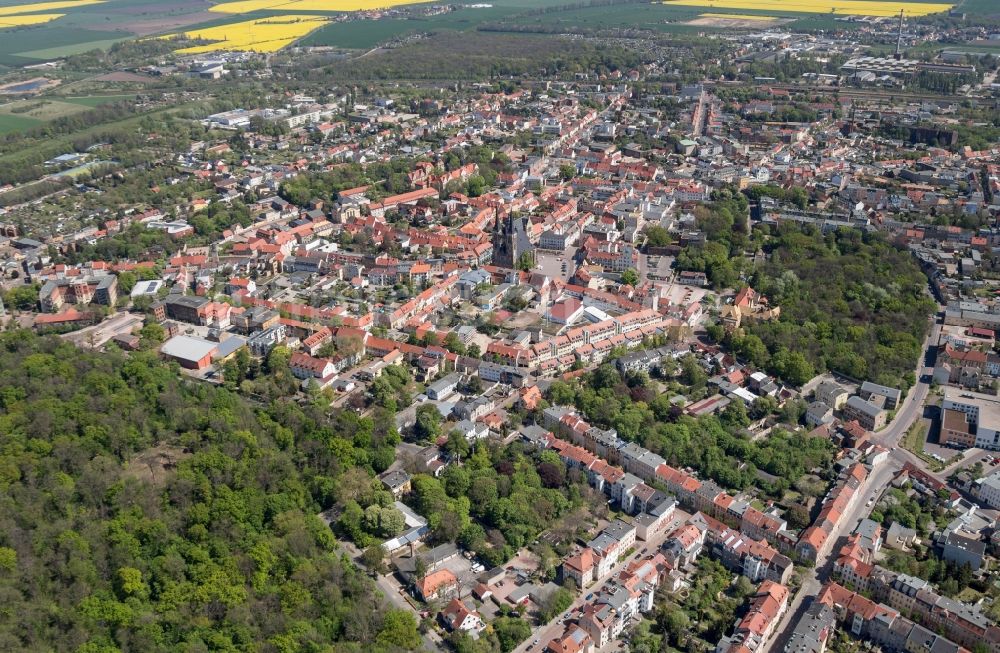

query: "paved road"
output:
763 316 941 653
318 508 444 651
764 455 902 653
61 311 144 349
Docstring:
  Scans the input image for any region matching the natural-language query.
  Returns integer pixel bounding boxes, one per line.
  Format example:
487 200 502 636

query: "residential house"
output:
439 599 485 633
815 380 850 410
843 396 888 431
718 581 789 653
379 469 412 499
415 569 459 602
546 625 593 653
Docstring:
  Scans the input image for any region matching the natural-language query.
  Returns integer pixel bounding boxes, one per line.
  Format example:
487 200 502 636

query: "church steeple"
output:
492 208 534 270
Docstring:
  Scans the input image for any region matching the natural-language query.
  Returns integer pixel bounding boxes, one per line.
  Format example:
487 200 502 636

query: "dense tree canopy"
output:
746 225 935 388
547 364 834 496
0 332 411 652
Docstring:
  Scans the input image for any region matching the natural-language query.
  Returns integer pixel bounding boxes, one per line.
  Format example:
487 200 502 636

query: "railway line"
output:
715 79 998 106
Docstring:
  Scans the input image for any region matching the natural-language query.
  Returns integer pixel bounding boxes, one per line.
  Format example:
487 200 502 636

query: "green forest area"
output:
0 332 419 653
547 362 835 500
679 190 935 389
744 226 936 389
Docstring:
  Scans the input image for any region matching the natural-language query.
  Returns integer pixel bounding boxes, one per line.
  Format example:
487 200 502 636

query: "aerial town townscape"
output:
1 0 1000 653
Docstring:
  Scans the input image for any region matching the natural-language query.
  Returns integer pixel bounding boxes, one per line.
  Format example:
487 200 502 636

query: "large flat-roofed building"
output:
131 279 165 298
160 335 218 370
971 471 1000 509
841 56 920 76
164 295 209 324
941 387 1000 450
39 275 118 312
941 407 976 448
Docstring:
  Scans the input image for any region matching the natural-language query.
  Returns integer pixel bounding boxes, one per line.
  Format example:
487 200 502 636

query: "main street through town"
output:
763 314 942 653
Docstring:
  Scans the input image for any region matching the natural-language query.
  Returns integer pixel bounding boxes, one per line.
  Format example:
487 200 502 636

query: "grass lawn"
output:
955 587 983 603
900 421 945 470
0 99 91 120
0 113 41 134
61 94 137 107
781 490 802 503
0 99 200 168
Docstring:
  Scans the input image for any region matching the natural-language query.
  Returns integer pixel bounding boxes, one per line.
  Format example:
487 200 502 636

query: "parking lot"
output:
486 549 542 605
535 246 575 281
437 552 480 591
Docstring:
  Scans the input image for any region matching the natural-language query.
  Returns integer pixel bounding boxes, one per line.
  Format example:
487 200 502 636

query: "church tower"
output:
492 209 524 270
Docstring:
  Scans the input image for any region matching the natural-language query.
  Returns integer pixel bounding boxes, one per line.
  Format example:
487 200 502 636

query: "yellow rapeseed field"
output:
664 0 952 17
0 12 64 25
208 0 424 15
0 0 102 17
163 15 329 53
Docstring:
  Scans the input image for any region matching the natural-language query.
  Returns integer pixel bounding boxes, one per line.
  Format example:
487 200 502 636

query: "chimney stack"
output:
894 9 905 60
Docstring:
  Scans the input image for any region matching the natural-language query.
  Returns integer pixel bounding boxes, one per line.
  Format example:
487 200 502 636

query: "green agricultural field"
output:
17 38 130 60
300 5 523 48
955 0 1000 17
786 15 857 29
0 0 985 66
0 113 41 134
215 0 578 49
0 96 132 134
0 25 129 66
506 3 706 30
301 1 709 49
952 43 1000 52
301 0 970 49
0 0 218 65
